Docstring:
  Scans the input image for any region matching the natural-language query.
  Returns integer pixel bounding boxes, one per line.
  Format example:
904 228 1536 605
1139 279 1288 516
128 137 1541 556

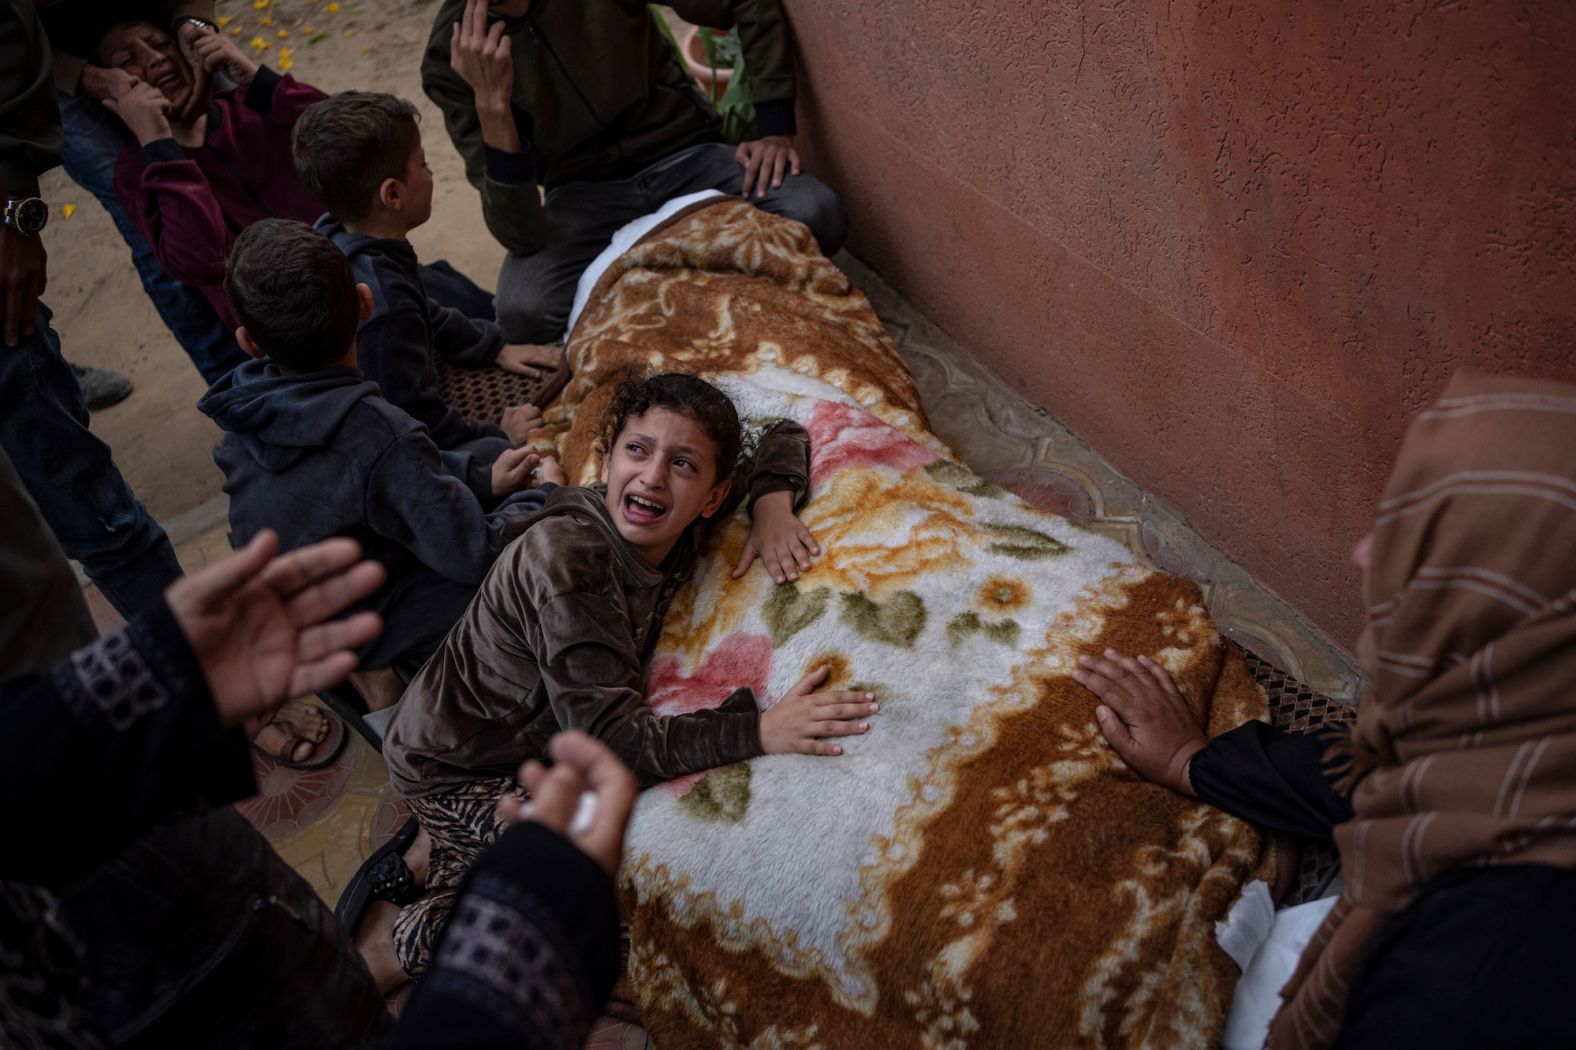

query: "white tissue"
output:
1222 895 1340 1049
569 791 598 837
1216 879 1277 972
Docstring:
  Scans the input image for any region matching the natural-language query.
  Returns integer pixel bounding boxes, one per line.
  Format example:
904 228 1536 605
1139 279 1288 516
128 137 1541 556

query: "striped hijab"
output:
1269 371 1576 1049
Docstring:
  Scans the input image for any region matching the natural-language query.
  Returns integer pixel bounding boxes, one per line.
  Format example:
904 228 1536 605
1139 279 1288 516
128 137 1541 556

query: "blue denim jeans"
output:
58 93 247 385
0 304 182 619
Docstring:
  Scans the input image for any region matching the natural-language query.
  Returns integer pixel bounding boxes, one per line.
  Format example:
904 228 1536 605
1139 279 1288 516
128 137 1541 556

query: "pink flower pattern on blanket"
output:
646 632 774 795
806 400 938 488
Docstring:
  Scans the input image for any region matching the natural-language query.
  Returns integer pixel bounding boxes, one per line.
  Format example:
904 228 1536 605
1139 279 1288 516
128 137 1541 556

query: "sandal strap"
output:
368 851 420 906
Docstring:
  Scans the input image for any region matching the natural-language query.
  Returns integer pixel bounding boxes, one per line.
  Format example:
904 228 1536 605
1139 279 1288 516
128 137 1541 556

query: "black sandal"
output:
336 817 422 932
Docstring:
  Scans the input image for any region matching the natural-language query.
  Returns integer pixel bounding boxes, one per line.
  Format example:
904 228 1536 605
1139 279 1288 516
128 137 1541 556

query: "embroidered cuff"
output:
245 66 284 115
138 138 187 168
484 144 537 186
753 98 797 138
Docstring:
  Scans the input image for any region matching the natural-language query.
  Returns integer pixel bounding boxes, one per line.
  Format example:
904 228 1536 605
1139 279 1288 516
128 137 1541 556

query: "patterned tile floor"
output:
80 251 1361 1049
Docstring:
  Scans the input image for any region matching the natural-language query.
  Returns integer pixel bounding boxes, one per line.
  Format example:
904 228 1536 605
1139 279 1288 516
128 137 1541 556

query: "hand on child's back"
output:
733 489 821 584
490 447 541 497
760 665 879 757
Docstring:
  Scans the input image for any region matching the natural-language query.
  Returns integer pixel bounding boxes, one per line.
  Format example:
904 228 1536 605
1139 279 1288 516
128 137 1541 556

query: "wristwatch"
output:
1 197 48 237
173 14 219 33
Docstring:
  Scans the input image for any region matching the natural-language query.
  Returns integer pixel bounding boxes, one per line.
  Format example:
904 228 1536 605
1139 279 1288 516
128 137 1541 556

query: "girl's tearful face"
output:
601 409 731 566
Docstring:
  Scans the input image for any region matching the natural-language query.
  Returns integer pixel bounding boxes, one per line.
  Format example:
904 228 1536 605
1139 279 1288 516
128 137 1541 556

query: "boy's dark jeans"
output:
494 141 848 344
0 304 182 620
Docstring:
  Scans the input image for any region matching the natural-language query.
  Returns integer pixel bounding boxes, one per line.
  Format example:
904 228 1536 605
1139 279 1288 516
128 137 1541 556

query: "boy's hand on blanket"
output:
760 665 878 757
734 489 820 584
500 404 545 444
102 80 174 146
496 731 637 877
1074 650 1207 797
495 342 564 379
164 529 385 730
735 136 802 199
491 446 542 496
532 456 566 486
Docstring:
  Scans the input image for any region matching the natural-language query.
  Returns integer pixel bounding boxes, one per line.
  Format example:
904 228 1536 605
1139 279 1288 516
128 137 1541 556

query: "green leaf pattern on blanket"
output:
982 522 1071 560
677 763 753 823
840 591 926 649
762 584 831 646
946 611 1021 648
925 460 1005 499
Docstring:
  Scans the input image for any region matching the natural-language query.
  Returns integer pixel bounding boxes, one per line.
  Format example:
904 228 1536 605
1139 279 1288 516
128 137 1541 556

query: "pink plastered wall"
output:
784 0 1576 643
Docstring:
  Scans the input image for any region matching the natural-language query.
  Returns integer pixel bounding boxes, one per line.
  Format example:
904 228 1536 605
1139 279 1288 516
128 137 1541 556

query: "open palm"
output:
164 531 386 727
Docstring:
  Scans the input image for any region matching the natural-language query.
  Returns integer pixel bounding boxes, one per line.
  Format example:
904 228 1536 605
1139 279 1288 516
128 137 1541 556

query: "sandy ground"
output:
41 0 509 535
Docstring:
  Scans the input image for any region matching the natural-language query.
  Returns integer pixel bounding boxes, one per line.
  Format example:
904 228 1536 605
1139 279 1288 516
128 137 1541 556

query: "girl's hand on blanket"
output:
1074 650 1207 797
102 79 174 146
497 731 637 877
496 342 564 379
760 665 878 757
500 404 545 444
735 136 802 199
491 446 542 496
734 489 820 584
164 529 385 730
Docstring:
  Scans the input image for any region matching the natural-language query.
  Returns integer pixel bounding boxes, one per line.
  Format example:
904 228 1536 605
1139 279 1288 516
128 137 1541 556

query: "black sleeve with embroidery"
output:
384 822 620 1050
0 600 255 886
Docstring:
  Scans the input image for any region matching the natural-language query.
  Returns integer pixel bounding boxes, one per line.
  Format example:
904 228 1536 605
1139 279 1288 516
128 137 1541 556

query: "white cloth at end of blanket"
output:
1222 894 1340 1050
563 190 727 341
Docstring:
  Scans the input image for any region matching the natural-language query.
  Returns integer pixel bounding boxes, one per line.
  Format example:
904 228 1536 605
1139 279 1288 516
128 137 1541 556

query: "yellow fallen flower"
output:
62 203 78 220
249 36 272 51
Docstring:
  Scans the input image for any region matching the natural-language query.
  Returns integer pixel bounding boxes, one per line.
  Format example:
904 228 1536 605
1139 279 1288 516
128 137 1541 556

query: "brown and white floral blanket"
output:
534 197 1276 1048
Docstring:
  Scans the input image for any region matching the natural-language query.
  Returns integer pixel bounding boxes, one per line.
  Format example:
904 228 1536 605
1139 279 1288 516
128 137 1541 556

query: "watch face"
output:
13 198 48 235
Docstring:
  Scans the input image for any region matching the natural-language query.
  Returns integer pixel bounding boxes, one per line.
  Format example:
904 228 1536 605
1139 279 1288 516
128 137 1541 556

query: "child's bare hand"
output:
1072 650 1207 796
533 455 566 486
496 342 564 379
733 489 820 584
759 665 877 756
490 446 541 497
102 79 173 145
190 31 259 87
500 403 544 444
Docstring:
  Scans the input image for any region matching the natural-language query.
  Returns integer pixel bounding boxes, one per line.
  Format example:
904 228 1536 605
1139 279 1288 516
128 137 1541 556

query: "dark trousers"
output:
494 141 847 344
0 304 182 620
60 808 388 1049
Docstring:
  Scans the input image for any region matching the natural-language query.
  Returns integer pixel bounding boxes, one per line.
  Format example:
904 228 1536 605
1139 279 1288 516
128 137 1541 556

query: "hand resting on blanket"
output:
759 665 880 757
1073 648 1208 796
733 488 821 584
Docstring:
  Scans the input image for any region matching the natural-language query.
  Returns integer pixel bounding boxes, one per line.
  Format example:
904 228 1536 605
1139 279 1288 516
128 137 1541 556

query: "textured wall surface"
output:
785 0 1576 643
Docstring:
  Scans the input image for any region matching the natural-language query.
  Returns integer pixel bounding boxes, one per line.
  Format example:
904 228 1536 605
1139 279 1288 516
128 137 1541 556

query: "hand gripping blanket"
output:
537 198 1277 1048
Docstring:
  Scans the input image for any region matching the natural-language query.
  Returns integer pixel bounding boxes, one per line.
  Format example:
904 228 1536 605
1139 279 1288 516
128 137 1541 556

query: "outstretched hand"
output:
759 665 877 756
733 489 819 584
496 730 638 876
1072 649 1207 796
163 529 385 729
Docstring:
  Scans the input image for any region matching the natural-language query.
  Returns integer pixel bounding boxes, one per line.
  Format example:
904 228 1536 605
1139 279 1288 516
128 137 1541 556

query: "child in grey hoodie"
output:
199 219 563 679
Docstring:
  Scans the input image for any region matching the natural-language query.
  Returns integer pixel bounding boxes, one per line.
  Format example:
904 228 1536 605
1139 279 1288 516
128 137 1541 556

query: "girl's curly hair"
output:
597 372 751 485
